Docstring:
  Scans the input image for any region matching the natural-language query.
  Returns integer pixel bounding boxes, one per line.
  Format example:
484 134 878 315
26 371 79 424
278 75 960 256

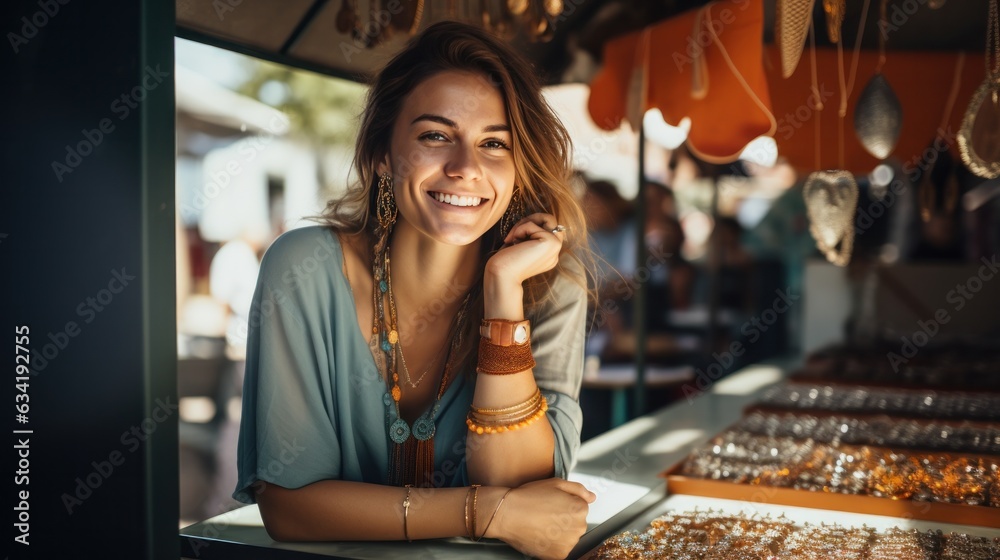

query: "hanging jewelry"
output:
777 0 816 78
803 8 858 267
804 170 859 267
958 0 1000 179
372 231 473 486
822 0 846 44
375 172 398 231
499 187 525 239
854 0 902 160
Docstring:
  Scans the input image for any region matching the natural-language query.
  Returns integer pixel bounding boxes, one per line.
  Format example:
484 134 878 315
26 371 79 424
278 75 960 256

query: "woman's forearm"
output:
467 370 557 486
255 480 506 542
469 275 557 487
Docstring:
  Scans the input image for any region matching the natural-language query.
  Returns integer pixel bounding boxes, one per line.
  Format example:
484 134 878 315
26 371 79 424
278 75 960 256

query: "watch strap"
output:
480 318 531 347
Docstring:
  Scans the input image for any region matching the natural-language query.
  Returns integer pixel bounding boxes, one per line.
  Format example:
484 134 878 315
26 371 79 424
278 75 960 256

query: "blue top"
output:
234 226 587 503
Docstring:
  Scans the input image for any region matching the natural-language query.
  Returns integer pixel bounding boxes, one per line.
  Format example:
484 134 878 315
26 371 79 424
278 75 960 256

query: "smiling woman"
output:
233 21 598 560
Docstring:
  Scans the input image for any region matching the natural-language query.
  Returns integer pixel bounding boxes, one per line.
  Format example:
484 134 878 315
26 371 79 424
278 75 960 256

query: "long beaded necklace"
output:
372 246 470 487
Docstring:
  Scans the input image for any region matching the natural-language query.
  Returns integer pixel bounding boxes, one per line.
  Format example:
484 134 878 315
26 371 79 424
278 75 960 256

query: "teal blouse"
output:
234 226 587 503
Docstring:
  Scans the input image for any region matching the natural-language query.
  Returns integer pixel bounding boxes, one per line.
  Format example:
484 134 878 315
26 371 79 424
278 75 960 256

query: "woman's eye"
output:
482 139 511 150
420 132 448 142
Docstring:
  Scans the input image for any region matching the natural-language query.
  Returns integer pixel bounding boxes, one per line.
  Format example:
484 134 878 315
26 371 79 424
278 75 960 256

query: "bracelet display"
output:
594 510 1000 559
679 429 1000 507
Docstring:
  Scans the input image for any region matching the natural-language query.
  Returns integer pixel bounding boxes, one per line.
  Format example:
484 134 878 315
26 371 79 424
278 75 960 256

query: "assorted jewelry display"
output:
736 411 1000 455
594 510 999 559
757 383 1000 422
680 429 999 506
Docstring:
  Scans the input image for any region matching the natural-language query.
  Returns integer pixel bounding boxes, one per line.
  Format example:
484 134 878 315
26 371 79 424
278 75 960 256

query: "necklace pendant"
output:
412 412 436 441
389 418 410 444
388 329 398 344
379 279 388 293
391 383 402 402
381 338 392 352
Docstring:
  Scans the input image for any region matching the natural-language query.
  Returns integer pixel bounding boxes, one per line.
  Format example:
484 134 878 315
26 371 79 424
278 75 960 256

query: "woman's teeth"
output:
432 192 483 207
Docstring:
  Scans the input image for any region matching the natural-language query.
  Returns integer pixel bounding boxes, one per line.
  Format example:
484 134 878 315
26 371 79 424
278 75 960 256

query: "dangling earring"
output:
500 188 524 238
375 172 397 231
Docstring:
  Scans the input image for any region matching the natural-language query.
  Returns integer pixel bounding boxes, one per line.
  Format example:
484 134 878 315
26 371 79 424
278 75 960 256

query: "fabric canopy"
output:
589 0 987 174
589 0 775 164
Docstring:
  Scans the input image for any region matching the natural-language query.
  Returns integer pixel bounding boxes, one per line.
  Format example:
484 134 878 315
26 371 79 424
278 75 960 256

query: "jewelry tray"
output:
659 439 1000 529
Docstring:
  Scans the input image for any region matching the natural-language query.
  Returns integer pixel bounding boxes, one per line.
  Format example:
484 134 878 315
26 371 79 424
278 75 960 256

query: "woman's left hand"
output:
485 212 566 287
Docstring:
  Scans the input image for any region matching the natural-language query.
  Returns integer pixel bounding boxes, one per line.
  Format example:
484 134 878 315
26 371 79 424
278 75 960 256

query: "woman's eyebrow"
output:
411 113 510 133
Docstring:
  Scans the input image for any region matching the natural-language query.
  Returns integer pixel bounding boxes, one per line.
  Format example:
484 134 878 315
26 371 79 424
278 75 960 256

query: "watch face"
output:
514 324 528 344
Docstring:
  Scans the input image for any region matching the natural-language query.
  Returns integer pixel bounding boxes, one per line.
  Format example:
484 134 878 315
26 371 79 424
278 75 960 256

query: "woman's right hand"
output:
485 477 596 560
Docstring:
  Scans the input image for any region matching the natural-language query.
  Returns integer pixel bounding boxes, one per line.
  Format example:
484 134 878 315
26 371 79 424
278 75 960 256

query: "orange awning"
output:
589 0 986 174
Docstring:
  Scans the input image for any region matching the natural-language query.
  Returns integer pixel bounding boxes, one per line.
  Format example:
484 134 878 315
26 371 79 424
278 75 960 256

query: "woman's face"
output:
381 70 516 247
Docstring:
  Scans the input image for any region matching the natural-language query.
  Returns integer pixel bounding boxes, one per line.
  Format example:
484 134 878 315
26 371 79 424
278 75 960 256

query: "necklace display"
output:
372 245 470 487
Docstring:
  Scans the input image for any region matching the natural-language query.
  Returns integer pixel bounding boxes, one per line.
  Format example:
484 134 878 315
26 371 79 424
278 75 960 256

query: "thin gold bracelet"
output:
470 484 480 541
402 484 413 542
476 488 513 542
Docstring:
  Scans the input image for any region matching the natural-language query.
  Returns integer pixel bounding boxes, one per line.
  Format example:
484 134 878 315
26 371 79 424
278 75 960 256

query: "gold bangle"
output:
471 484 480 541
467 396 548 435
470 389 542 415
465 484 480 540
476 488 513 542
402 484 413 542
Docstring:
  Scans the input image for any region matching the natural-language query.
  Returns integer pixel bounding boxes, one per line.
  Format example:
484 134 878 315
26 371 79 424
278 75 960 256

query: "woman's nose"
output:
443 143 482 181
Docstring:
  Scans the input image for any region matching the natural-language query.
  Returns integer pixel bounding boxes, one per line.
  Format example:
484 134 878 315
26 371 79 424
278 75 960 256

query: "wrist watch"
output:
480 319 531 346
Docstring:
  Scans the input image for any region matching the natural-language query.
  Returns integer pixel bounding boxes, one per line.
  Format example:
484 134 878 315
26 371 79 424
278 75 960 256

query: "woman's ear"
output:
376 154 391 177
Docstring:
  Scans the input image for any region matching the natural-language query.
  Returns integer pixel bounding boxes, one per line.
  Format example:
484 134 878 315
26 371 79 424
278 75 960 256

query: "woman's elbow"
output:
256 484 299 542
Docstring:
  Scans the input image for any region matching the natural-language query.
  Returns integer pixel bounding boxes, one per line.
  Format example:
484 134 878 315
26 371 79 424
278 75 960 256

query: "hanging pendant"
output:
388 329 398 344
803 170 859 267
412 411 436 441
379 279 388 293
776 0 816 78
958 75 1000 179
822 0 845 44
389 418 410 444
854 73 903 159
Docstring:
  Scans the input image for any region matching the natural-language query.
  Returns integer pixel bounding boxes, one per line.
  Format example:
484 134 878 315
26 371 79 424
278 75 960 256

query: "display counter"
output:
180 356 999 558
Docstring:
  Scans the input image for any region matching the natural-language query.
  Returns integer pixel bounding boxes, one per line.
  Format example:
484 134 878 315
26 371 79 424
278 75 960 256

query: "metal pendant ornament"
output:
854 0 902 160
854 74 903 159
822 0 846 43
958 0 1000 178
804 170 859 267
777 0 816 78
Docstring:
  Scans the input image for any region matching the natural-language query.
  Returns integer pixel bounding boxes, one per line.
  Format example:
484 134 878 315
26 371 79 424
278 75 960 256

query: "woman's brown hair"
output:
320 20 596 369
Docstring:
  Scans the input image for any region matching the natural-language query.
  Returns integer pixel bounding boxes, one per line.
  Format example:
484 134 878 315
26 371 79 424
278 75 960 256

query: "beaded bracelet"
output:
467 395 548 435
